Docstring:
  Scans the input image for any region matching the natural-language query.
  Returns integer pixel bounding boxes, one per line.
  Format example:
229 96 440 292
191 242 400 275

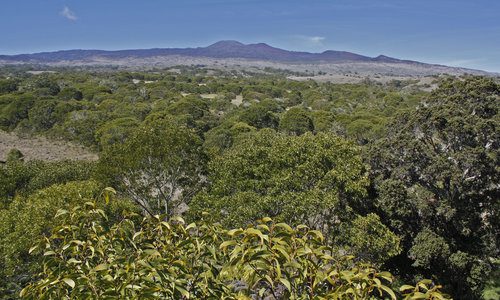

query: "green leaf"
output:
67 258 82 264
227 228 243 236
279 278 291 291
186 222 197 230
62 278 75 289
104 187 116 194
55 209 69 218
28 245 38 254
220 240 237 249
400 285 415 292
133 231 143 241
103 187 116 204
175 286 190 298
171 215 185 224
379 284 397 300
409 292 428 299
274 223 293 233
93 264 108 271
378 271 393 282
19 287 28 297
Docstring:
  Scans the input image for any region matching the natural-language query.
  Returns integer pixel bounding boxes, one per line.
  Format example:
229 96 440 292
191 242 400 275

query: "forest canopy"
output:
0 66 498 300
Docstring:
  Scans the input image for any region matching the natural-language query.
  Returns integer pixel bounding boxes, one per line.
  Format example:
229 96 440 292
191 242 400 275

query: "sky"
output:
1 0 499 72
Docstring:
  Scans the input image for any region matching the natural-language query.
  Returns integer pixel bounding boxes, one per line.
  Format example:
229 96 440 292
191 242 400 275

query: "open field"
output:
0 130 98 162
2 54 497 85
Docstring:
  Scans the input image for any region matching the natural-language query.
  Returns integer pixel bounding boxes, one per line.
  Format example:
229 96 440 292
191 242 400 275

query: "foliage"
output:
0 94 35 130
0 68 497 299
408 228 450 269
20 200 449 299
0 181 136 299
190 130 369 229
239 99 282 129
95 117 140 149
0 79 18 94
369 76 500 298
337 213 402 265
203 120 256 156
58 87 83 101
28 100 58 130
482 259 500 300
98 117 205 216
279 106 314 135
0 159 96 206
6 148 24 162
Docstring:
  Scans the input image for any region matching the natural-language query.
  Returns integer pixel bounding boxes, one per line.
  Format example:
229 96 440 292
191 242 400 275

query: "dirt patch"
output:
0 131 98 162
200 94 218 99
133 79 156 84
231 95 243 106
26 71 57 75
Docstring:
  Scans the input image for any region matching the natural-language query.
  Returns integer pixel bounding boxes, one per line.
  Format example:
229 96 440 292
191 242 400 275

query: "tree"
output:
0 181 135 299
337 213 401 265
54 109 108 146
239 99 282 129
0 94 35 130
165 96 209 120
28 100 58 131
95 117 140 149
311 110 345 135
279 106 314 135
0 159 96 207
58 87 83 101
203 120 256 156
99 117 205 217
0 79 18 94
30 76 60 96
6 148 24 162
21 200 449 300
368 76 500 298
190 130 369 230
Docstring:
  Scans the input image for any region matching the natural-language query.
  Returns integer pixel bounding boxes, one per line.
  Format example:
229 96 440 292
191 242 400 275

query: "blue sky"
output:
1 0 499 72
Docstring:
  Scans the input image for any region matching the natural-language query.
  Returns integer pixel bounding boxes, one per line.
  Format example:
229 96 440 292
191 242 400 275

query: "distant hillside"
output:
0 41 495 78
0 40 435 64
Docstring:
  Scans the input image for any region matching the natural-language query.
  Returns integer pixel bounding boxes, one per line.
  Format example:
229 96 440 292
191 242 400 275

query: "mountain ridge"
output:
0 40 424 64
1 41 496 78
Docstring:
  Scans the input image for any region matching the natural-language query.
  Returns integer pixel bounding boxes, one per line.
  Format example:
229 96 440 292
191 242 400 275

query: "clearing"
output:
0 131 98 162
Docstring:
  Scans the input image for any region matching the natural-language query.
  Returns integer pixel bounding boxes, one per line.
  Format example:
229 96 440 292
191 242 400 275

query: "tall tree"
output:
99 117 205 216
190 129 369 230
369 76 499 298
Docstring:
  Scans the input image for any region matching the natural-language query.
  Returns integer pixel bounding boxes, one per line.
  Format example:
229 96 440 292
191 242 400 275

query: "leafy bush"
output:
190 130 368 229
0 181 136 299
98 117 205 216
0 159 96 204
21 199 449 299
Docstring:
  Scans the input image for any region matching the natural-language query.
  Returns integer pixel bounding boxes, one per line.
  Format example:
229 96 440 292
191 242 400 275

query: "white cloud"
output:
293 35 326 47
308 36 326 44
60 6 78 21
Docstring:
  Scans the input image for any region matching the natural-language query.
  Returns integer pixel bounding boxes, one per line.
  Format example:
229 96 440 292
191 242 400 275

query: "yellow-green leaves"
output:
62 278 75 289
20 204 450 299
398 280 451 300
102 186 116 204
190 130 369 229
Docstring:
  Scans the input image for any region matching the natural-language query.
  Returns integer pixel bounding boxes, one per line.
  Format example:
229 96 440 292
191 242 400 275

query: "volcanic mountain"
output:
0 40 417 64
1 41 495 78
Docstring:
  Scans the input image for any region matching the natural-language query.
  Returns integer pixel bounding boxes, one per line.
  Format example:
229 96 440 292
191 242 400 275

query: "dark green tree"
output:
99 117 205 216
369 76 499 298
190 130 369 230
279 107 314 135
